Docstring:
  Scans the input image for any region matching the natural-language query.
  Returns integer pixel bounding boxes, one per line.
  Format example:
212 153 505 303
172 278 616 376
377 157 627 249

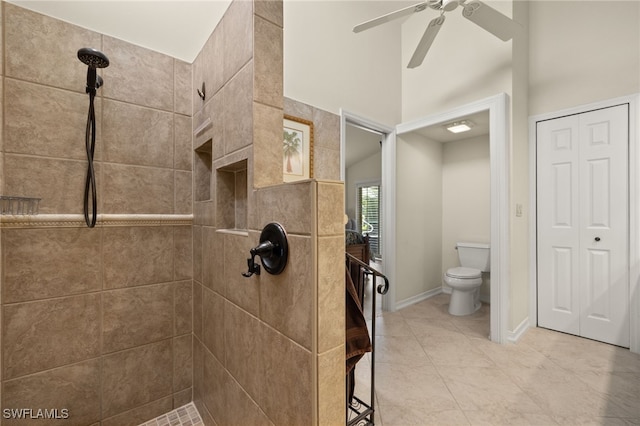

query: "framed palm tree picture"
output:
283 115 314 182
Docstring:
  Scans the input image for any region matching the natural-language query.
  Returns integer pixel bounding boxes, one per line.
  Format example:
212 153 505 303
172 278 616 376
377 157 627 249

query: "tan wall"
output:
191 1 344 425
442 136 491 299
0 2 194 424
395 133 443 303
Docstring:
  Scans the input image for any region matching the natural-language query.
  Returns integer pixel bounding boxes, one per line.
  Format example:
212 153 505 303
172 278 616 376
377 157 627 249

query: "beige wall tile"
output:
218 367 273 426
192 338 205 412
2 359 101 426
173 335 193 392
194 25 224 116
313 147 342 181
193 282 203 341
260 235 313 349
317 236 346 353
175 114 193 171
256 181 313 235
255 0 283 27
174 60 192 116
202 227 224 294
102 36 173 111
216 169 236 229
173 388 192 409
193 225 203 285
253 103 283 189
284 97 313 122
175 170 193 216
202 287 225 363
4 3 101 92
317 181 345 236
259 324 312 424
102 340 173 418
318 345 346 426
103 283 173 353
224 64 254 155
223 0 254 82
174 280 193 336
254 16 283 109
174 226 193 281
224 232 259 315
194 91 225 161
3 155 90 214
2 228 101 303
224 301 261 402
202 347 226 425
101 397 172 426
4 79 100 161
0 5 3 76
3 294 101 379
102 163 174 214
102 100 173 168
102 226 174 289
313 108 341 150
194 146 212 203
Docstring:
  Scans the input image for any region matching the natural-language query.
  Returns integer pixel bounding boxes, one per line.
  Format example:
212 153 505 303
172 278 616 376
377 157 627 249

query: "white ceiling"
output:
7 0 232 63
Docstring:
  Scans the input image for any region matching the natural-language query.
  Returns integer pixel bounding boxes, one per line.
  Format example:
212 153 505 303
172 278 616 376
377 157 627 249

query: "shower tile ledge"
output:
0 213 193 228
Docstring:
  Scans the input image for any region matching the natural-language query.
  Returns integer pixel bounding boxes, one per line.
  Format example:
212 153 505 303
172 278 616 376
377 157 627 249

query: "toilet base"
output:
448 288 481 316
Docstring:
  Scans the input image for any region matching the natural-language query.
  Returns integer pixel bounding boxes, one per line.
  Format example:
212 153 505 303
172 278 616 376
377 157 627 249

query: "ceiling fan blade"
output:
407 15 445 69
462 0 515 41
354 1 430 33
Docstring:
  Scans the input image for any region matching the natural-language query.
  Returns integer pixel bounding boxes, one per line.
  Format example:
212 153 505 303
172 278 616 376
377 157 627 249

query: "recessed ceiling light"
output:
445 120 474 134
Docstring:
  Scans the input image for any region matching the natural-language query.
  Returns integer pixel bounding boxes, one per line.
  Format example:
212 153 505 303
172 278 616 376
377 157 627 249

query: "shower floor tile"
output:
140 402 203 426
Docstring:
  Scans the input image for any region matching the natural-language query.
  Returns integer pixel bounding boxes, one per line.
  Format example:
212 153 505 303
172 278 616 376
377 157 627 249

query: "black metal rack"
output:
346 253 389 426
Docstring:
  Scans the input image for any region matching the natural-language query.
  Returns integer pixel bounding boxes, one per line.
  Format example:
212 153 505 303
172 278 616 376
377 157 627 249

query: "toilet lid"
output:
446 267 481 279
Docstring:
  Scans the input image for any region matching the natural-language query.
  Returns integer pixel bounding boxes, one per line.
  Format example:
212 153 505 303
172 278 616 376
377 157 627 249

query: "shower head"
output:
77 48 109 68
77 48 109 95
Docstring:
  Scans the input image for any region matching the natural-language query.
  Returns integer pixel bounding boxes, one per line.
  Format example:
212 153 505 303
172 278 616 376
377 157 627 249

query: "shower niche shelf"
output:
194 140 213 202
0 196 41 215
216 159 247 230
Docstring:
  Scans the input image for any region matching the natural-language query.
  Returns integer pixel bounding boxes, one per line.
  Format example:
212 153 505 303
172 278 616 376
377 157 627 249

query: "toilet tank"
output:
456 242 490 272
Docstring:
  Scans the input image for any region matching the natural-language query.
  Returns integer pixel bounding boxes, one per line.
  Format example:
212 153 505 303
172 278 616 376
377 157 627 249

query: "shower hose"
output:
84 90 97 228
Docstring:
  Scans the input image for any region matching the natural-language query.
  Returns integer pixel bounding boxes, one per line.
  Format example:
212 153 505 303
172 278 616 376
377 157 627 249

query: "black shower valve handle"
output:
242 223 289 278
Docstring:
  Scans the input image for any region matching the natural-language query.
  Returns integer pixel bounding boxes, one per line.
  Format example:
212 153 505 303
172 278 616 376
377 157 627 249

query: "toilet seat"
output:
446 266 481 279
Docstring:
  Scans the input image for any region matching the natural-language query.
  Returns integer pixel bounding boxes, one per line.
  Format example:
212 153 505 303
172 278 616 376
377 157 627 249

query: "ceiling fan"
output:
353 0 517 69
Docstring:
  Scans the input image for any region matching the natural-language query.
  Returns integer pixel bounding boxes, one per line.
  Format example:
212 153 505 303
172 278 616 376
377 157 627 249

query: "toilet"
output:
444 242 490 316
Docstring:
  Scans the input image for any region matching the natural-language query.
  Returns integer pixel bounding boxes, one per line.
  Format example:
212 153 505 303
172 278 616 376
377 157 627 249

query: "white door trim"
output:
395 92 511 344
529 93 640 354
340 110 396 312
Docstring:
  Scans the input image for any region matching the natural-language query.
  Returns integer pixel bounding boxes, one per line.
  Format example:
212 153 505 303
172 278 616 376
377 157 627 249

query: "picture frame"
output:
283 115 314 182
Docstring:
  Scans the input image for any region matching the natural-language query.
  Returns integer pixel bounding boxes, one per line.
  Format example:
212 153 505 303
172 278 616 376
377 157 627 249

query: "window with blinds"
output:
356 184 381 259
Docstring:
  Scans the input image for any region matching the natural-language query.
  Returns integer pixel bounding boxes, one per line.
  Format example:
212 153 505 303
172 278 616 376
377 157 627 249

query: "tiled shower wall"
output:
0 2 194 424
191 0 345 424
1 0 346 424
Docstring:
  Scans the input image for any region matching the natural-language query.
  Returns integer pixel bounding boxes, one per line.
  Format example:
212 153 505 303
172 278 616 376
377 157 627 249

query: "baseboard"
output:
507 317 530 343
395 287 443 311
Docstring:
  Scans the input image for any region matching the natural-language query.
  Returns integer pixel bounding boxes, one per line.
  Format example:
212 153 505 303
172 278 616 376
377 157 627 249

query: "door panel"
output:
537 104 629 347
537 115 580 335
579 106 629 347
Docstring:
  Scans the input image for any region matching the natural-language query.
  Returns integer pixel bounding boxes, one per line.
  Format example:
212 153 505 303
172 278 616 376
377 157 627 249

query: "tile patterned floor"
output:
140 402 203 426
354 292 640 426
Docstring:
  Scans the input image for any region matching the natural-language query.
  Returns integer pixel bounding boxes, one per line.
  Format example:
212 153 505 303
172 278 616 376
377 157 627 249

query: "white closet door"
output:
537 104 629 347
537 114 581 336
